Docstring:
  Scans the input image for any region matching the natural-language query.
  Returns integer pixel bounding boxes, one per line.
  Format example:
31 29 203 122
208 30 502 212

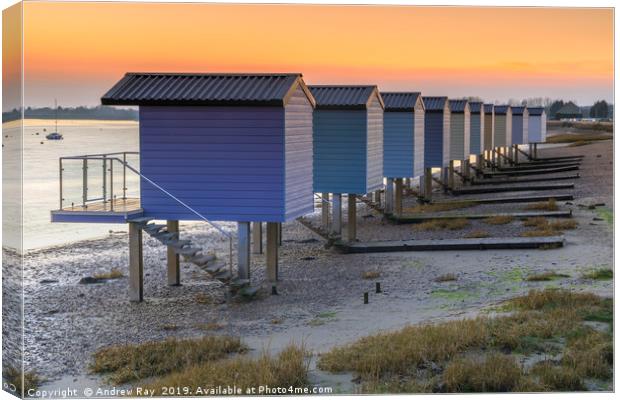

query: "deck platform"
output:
51 198 144 223
432 193 574 205
471 174 579 185
451 183 574 195
387 210 572 224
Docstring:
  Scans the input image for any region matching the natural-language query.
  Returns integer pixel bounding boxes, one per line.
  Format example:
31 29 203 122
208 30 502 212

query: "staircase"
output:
129 217 258 299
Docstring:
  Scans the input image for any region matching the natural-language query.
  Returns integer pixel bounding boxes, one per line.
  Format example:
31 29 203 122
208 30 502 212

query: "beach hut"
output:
308 85 384 241
483 104 494 151
51 72 316 301
527 107 547 143
493 105 512 154
510 106 529 145
469 102 485 155
448 100 471 161
381 92 425 214
422 96 450 169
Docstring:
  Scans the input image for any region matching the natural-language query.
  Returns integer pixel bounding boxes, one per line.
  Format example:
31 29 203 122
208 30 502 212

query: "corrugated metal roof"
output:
422 96 448 111
494 105 510 114
527 107 545 116
380 92 422 111
101 72 312 106
449 99 468 113
511 106 525 115
469 101 483 113
308 85 381 110
484 103 494 113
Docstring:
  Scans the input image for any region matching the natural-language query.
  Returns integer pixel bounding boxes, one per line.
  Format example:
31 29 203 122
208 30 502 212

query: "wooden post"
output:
404 178 411 189
331 194 342 236
534 143 538 159
347 194 357 242
423 169 432 202
266 222 279 283
166 220 180 286
237 222 251 280
373 190 381 205
462 159 470 182
513 144 519 164
251 222 262 254
321 192 329 230
394 178 403 216
385 178 394 214
477 153 483 170
278 223 282 246
128 222 144 302
448 161 455 190
529 143 533 160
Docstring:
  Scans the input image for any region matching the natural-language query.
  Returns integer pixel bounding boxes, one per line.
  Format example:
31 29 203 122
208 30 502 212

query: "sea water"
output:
2 119 139 252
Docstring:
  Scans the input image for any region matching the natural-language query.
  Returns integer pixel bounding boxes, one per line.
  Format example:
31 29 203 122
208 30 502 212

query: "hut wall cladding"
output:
312 109 368 194
414 104 425 176
449 104 470 161
494 108 512 147
366 94 384 192
138 104 310 223
528 110 547 143
284 84 315 220
483 105 494 150
469 106 485 154
383 111 415 178
423 102 450 168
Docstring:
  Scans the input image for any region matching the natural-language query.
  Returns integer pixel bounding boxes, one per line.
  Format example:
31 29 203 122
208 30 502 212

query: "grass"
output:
142 345 308 395
308 311 338 326
434 273 457 282
525 199 558 211
194 322 224 331
464 230 490 238
483 215 514 225
362 271 381 279
415 219 469 231
90 336 245 384
2 366 41 395
545 132 613 143
568 140 592 147
595 207 613 225
549 220 578 230
93 267 124 280
523 217 548 228
404 201 475 214
318 289 612 393
524 271 570 281
580 268 613 280
521 217 577 237
521 229 558 237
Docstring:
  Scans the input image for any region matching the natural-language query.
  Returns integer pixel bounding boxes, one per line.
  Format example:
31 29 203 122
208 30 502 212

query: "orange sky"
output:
10 2 615 107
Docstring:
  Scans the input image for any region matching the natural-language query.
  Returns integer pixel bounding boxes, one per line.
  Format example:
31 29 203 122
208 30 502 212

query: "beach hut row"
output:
53 72 548 301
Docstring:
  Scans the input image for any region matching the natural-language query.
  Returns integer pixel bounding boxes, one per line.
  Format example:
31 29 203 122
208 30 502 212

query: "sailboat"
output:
46 99 64 140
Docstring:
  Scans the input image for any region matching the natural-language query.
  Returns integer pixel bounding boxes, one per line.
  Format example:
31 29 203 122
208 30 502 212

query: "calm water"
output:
2 120 139 251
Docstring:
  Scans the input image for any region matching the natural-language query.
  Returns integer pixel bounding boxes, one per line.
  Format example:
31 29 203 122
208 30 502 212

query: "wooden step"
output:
471 174 579 186
230 278 250 288
204 261 226 274
434 193 574 205
129 217 152 225
214 270 232 282
153 231 178 243
452 183 574 196
175 247 202 257
168 240 192 249
144 224 167 234
238 286 259 298
191 253 216 266
484 165 579 177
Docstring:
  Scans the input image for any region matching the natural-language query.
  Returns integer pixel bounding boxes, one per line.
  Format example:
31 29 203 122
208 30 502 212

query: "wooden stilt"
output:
266 222 279 283
278 223 282 246
128 222 144 302
424 168 433 201
321 192 330 230
534 143 538 159
237 222 251 280
385 178 394 214
331 194 342 236
166 220 180 286
251 222 262 254
513 144 519 164
448 161 455 189
373 190 381 205
462 159 470 182
394 178 403 216
347 194 357 242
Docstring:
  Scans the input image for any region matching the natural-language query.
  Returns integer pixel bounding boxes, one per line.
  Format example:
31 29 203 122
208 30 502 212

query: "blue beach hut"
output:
511 106 529 145
493 105 512 147
448 99 471 162
469 101 485 155
308 85 384 240
51 72 316 301
483 104 494 151
527 107 547 143
422 96 451 169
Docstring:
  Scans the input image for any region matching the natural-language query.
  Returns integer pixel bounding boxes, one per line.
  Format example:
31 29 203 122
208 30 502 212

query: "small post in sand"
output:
331 194 342 236
237 222 251 280
448 161 455 190
385 178 394 214
266 222 279 285
423 167 433 202
251 222 262 254
347 194 357 242
166 220 180 286
321 192 330 231
394 178 403 216
128 222 144 302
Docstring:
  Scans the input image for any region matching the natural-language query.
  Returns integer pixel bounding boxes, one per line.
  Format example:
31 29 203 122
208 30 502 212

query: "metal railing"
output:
58 152 234 272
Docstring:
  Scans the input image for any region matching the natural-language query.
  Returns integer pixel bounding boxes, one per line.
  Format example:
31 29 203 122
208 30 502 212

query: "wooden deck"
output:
61 198 141 213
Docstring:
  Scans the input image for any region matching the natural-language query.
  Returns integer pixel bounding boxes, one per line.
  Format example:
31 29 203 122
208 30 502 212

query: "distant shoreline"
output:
2 119 138 128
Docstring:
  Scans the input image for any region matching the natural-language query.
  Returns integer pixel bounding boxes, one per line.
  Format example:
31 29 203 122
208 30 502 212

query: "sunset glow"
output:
18 2 614 107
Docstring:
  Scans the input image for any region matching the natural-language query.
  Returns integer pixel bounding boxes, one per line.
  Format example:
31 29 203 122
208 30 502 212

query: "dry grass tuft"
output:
549 220 578 230
2 366 41 395
318 289 612 393
522 217 577 236
521 229 558 237
142 345 308 395
94 267 124 280
434 273 457 282
404 201 475 214
362 271 381 279
523 217 548 228
525 199 558 211
483 215 514 225
194 322 224 331
464 230 490 238
546 132 612 143
568 140 592 147
90 336 245 384
415 219 470 231
524 271 570 281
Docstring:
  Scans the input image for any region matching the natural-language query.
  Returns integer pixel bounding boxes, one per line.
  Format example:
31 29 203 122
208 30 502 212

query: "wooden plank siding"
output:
470 110 485 154
483 109 494 150
450 105 470 161
511 113 524 144
528 113 546 143
284 84 315 220
383 112 415 178
494 108 512 147
139 106 289 222
313 109 368 194
413 103 425 177
424 109 450 168
366 94 384 192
